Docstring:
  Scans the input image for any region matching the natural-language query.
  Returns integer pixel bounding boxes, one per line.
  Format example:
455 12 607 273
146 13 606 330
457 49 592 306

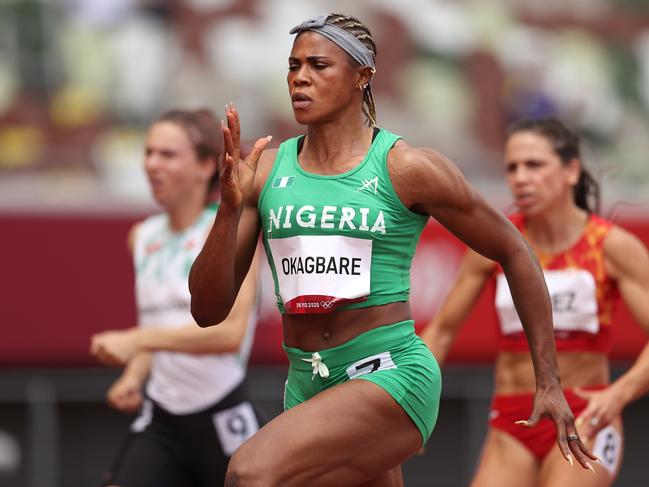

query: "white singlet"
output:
133 205 257 414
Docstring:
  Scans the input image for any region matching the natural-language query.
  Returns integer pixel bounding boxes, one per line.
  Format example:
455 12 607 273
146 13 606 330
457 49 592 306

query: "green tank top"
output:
258 128 428 314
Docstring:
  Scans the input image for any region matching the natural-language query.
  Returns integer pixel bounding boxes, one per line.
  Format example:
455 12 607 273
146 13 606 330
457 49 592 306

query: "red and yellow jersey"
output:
494 213 618 353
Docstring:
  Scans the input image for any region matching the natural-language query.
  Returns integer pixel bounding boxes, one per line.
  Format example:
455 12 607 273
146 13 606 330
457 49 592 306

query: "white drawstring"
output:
300 352 329 380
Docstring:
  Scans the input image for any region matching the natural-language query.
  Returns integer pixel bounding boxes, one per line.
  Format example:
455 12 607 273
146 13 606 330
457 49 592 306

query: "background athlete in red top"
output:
421 118 649 487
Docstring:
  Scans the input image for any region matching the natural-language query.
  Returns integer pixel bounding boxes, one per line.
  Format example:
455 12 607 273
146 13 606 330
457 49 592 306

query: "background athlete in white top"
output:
91 108 261 487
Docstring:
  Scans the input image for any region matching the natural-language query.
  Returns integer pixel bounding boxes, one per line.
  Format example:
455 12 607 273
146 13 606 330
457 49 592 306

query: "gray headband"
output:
289 14 376 70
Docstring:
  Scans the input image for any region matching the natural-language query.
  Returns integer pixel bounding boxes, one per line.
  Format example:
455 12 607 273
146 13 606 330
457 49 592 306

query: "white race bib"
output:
346 352 397 379
496 269 599 335
212 402 259 456
592 425 621 476
268 235 372 313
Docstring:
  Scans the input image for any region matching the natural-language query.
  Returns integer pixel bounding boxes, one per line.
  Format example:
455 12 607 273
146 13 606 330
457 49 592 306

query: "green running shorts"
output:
282 320 441 444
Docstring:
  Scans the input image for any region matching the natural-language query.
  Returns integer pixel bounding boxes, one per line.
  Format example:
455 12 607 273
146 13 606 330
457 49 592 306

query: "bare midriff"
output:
282 301 412 351
494 350 610 395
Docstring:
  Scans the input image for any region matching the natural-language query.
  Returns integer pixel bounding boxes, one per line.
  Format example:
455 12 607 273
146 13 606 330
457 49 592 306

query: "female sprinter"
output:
421 117 649 487
189 15 595 487
91 108 261 486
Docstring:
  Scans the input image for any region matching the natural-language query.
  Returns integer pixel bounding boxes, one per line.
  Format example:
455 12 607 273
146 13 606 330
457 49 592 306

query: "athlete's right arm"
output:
189 104 273 326
420 249 494 365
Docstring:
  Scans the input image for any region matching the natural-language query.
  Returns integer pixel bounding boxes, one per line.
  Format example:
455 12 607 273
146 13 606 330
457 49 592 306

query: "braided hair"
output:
325 13 378 127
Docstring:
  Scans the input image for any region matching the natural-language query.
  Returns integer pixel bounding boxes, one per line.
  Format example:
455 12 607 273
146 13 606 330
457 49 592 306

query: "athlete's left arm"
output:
576 225 649 439
91 255 259 365
139 253 260 354
388 144 596 469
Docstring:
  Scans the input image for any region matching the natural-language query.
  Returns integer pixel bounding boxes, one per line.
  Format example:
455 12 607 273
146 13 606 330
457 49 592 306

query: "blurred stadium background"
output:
1 1 648 486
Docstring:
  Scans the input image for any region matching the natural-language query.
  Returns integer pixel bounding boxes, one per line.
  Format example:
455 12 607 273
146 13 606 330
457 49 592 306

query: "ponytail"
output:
574 167 600 214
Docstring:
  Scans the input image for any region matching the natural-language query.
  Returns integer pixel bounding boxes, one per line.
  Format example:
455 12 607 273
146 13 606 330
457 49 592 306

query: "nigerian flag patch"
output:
272 176 295 188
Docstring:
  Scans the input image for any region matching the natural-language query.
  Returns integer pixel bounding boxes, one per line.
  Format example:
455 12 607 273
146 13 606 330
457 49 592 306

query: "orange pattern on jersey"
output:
499 213 618 353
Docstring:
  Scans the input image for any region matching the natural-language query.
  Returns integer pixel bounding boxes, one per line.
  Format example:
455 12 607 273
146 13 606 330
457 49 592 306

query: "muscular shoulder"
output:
603 224 649 281
387 140 473 213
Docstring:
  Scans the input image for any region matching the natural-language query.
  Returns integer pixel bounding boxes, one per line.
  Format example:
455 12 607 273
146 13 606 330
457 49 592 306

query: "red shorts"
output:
488 386 605 461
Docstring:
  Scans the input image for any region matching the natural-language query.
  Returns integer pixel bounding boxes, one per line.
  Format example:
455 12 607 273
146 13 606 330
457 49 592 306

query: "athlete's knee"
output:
226 447 277 487
224 472 241 487
224 462 268 487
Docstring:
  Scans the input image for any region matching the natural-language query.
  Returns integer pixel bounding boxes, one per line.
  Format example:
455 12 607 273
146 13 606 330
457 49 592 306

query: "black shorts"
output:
103 381 262 487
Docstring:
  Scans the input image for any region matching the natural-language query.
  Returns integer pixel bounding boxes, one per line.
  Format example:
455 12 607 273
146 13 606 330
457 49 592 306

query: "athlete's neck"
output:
166 196 207 233
525 204 589 254
300 118 373 174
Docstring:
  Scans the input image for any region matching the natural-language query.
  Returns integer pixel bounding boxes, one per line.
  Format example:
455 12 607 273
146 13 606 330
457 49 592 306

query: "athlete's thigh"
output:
107 431 187 487
539 418 623 487
227 379 422 487
471 428 538 487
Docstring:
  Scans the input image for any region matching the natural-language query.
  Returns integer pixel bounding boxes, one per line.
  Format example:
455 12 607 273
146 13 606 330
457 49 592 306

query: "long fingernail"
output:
514 420 527 426
567 454 574 467
575 417 583 427
587 463 595 474
266 135 273 141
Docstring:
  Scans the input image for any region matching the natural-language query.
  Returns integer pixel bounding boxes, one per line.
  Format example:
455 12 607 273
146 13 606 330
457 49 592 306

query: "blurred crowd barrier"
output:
0 0 648 213
2 216 647 368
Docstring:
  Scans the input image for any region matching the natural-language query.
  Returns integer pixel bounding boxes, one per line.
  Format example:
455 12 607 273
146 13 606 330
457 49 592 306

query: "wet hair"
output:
155 108 223 195
325 13 378 127
507 117 600 213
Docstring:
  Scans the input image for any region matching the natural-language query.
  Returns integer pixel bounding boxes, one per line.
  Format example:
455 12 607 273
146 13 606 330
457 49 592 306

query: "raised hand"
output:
515 386 598 470
219 103 272 210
